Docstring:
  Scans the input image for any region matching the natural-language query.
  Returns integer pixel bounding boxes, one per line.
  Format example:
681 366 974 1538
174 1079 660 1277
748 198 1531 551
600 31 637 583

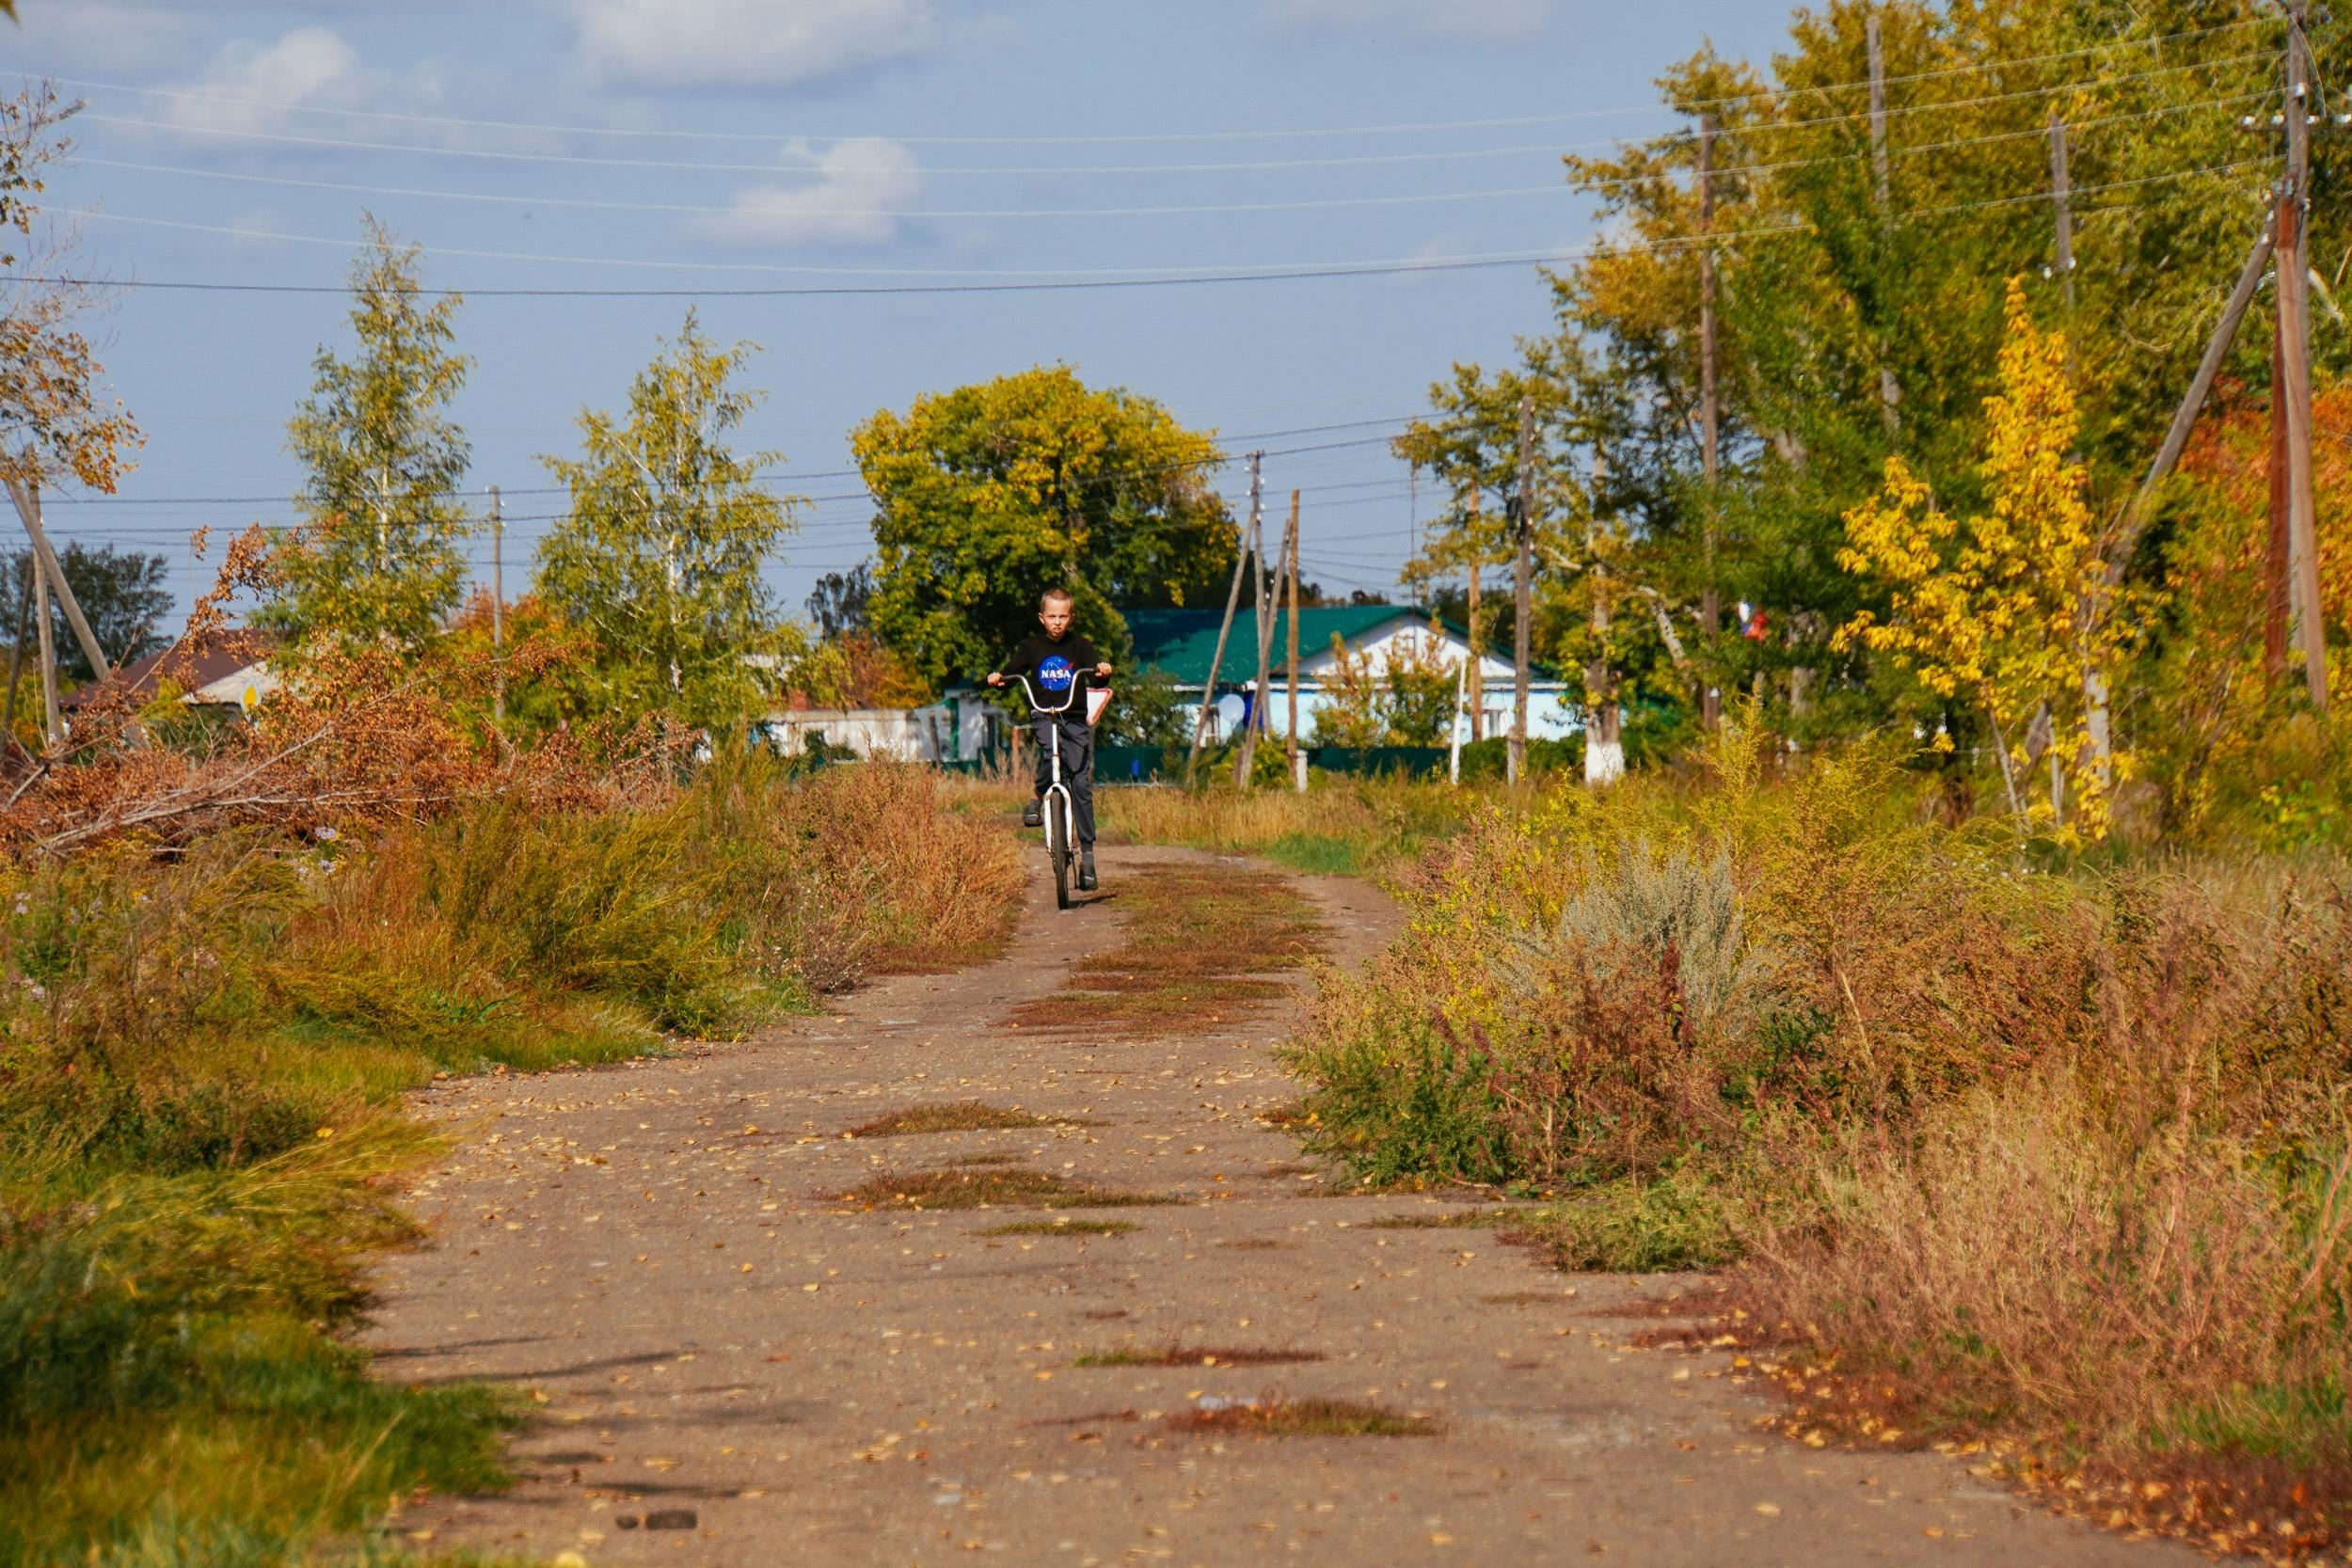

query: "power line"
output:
1717 47 2274 140
1686 15 2268 112
33 15 2264 148
34 150 2266 297
69 157 1574 219
69 89 2265 227
72 117 1617 176
40 419 1427 508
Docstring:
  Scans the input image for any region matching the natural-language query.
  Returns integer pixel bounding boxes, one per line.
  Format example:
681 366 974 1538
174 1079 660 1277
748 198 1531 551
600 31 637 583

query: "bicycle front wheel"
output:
1047 798 1071 910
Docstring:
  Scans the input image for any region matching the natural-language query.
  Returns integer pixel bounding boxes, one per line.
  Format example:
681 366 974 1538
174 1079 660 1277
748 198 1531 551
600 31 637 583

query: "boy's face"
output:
1039 601 1073 639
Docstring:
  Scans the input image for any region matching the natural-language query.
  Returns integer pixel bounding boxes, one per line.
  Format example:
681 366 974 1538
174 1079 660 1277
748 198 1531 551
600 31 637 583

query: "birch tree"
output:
265 218 471 656
534 313 800 729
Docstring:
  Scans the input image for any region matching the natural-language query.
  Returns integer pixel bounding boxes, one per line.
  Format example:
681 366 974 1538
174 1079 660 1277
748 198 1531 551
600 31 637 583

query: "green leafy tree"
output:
262 218 472 655
852 366 1235 690
1101 663 1190 747
3 542 168 681
534 313 802 729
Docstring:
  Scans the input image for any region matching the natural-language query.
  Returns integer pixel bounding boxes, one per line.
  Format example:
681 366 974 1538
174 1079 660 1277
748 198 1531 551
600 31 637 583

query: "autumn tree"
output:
852 367 1234 690
262 218 472 656
1837 281 2138 839
534 313 801 730
0 85 141 500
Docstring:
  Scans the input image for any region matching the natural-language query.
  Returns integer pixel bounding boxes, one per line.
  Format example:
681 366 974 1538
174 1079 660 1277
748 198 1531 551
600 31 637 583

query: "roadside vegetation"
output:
0 759 1022 1564
1284 726 2352 1547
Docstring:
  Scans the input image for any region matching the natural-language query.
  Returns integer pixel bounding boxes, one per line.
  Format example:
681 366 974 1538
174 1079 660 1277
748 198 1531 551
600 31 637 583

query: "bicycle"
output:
1007 672 1085 909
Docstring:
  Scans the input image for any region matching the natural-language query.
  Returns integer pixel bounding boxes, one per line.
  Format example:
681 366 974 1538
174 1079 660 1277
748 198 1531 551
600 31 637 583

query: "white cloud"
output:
16 2 202 75
557 0 942 90
1270 0 1549 45
152 26 375 137
695 137 923 249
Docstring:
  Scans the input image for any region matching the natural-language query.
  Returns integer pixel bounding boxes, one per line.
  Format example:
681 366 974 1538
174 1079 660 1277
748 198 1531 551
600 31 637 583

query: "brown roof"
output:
60 631 275 711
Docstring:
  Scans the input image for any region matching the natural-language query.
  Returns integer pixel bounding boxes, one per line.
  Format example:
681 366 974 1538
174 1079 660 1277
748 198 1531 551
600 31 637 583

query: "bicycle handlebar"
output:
1005 673 1084 716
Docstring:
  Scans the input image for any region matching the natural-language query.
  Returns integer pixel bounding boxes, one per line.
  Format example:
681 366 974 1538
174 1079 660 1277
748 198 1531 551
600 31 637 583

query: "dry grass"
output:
1098 777 1469 880
1284 727 2352 1551
1008 861 1323 1037
833 1167 1178 1211
845 1101 1064 1137
976 1217 1138 1237
1162 1398 1440 1438
1074 1345 1326 1369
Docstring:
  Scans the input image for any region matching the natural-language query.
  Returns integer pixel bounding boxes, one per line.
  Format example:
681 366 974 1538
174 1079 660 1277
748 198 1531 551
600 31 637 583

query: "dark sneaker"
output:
1022 799 1042 828
1078 852 1098 892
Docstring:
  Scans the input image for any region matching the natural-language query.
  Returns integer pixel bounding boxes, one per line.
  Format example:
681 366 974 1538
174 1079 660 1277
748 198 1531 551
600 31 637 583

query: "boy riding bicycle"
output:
986 587 1112 892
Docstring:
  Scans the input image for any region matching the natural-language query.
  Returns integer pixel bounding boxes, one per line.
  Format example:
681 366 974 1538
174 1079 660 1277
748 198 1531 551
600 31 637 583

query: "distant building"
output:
1122 604 1575 744
762 703 958 763
59 633 278 720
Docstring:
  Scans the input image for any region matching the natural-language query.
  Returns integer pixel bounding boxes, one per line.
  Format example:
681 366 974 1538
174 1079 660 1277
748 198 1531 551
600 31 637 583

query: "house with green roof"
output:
1123 604 1576 744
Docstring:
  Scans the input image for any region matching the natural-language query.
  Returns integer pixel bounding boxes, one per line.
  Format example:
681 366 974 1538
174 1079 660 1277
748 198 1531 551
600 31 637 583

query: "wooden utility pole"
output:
2123 208 2277 541
1285 489 1303 791
1510 395 1534 784
1465 488 1484 744
2047 107 2076 312
34 559 56 748
489 483 507 727
1698 110 1723 733
2268 316 2293 684
2280 0 2328 711
5 478 117 693
1867 11 1901 435
1186 451 1258 785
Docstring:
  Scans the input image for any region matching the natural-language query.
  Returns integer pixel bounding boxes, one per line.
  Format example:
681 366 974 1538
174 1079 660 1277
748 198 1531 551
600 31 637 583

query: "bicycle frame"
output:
1009 673 1084 906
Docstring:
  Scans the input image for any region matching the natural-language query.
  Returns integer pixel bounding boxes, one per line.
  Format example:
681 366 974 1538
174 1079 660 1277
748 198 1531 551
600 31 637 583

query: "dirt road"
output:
369 847 2193 1568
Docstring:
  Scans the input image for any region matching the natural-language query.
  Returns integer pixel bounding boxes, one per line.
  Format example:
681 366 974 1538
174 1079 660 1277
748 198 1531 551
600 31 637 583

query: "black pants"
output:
1032 715 1095 847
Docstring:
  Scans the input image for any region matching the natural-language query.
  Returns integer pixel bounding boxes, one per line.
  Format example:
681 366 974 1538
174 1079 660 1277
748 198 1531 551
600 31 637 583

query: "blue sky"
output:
9 0 1787 620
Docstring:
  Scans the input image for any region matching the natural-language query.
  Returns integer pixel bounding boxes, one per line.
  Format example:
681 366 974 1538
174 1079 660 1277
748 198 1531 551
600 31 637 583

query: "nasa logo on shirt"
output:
1039 654 1076 691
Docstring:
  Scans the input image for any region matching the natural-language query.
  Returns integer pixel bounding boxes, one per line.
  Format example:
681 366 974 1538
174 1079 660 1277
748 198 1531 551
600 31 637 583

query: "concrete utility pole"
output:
1867 10 1902 436
1510 395 1534 785
1235 456 1277 786
489 483 506 727
1285 489 1304 791
1186 451 1258 785
2047 107 2076 313
1585 445 1625 786
1465 487 1484 744
1698 109 1723 733
2280 0 2329 711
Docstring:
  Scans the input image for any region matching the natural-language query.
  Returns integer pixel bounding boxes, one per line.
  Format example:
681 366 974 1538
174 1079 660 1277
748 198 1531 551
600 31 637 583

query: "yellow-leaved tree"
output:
1836 279 2138 841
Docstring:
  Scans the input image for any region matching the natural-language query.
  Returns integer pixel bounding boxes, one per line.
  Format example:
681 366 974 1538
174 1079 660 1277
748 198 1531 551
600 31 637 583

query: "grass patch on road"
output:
846 1101 1065 1137
1163 1398 1439 1438
1008 862 1323 1038
977 1218 1139 1236
1366 1208 1536 1230
836 1168 1177 1211
1075 1345 1325 1369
